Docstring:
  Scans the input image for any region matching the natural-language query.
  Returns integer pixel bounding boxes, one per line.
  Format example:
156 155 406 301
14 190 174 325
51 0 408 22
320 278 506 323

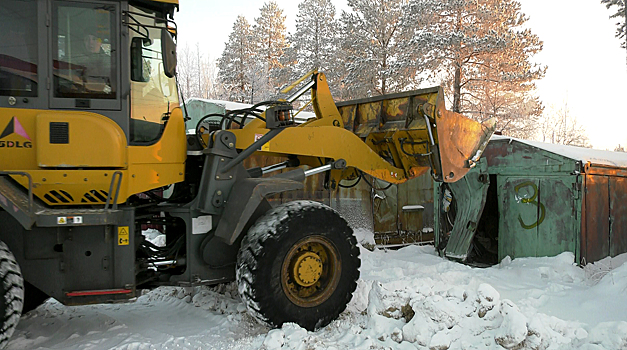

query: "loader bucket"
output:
435 101 495 182
336 87 496 183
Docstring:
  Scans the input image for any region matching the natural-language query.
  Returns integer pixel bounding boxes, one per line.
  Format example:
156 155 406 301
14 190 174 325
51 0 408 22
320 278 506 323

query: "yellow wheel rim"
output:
292 252 323 287
281 236 341 308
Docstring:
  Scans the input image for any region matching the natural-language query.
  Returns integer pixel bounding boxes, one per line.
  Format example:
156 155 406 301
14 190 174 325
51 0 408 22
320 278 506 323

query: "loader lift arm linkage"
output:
221 70 496 188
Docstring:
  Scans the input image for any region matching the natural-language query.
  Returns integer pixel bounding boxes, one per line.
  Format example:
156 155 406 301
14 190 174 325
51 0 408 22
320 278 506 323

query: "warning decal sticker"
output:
254 133 271 151
118 226 130 246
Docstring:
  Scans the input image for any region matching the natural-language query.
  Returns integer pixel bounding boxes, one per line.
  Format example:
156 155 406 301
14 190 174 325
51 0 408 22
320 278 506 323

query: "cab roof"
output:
133 0 178 14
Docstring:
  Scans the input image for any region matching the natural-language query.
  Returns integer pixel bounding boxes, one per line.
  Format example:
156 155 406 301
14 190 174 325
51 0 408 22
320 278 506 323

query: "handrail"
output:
105 171 123 210
0 171 34 214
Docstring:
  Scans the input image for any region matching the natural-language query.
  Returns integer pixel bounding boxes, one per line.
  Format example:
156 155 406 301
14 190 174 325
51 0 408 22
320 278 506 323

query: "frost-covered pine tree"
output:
340 0 418 98
601 0 626 49
407 0 546 138
287 0 339 86
253 1 289 94
217 16 255 102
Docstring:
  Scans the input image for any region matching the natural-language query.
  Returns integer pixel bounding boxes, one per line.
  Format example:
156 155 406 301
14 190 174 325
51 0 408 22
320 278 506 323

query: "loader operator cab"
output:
0 0 178 144
0 0 185 207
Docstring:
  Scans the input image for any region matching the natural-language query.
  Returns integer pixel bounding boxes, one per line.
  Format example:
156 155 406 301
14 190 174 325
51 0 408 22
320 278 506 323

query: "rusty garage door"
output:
583 175 627 263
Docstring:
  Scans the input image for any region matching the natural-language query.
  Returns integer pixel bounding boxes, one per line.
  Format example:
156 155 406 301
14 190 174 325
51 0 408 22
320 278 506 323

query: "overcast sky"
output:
175 0 627 150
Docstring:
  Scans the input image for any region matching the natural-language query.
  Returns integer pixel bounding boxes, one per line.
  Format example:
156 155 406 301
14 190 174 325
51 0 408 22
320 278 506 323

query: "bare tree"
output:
178 43 222 100
538 101 591 148
177 43 196 100
491 94 543 140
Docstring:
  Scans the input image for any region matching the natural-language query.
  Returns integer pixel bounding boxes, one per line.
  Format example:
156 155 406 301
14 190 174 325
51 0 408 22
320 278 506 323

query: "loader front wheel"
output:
0 241 23 349
236 200 360 331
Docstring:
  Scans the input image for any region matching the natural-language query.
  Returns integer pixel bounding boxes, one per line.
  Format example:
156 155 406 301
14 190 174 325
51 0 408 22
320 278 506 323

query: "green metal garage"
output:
435 136 627 265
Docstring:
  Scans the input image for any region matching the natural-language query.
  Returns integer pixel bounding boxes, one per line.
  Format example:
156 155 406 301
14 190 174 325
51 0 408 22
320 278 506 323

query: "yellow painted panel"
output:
36 112 127 168
126 162 184 195
127 107 186 194
4 107 186 205
230 126 408 183
12 169 130 205
0 108 39 170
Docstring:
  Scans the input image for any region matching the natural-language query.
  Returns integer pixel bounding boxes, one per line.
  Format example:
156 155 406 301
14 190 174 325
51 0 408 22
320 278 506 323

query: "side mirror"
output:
130 37 150 82
161 29 177 78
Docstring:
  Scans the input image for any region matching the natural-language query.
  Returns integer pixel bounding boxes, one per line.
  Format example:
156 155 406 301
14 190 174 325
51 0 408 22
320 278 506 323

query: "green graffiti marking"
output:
514 181 545 229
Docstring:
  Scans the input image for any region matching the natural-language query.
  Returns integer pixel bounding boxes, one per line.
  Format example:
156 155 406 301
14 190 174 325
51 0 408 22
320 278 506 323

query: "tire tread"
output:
236 200 360 330
0 241 23 349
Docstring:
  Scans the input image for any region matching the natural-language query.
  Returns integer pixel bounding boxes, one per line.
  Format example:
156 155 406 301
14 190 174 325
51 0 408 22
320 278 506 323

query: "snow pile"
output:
338 248 627 350
142 228 166 247
583 253 627 285
6 244 627 350
353 227 376 250
363 278 587 349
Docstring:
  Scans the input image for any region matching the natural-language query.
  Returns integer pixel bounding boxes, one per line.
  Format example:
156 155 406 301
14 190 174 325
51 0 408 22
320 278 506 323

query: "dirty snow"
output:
7 239 627 350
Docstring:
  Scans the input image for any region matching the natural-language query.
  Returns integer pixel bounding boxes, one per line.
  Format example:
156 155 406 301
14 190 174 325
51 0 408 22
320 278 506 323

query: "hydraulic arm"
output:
226 71 496 187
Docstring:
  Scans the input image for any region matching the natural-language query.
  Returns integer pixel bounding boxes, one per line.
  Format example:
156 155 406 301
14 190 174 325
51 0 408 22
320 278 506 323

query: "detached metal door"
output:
444 169 490 260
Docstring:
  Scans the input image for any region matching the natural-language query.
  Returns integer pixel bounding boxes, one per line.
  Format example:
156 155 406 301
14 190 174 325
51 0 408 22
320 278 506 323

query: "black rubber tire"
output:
22 281 48 314
236 200 360 331
0 241 23 349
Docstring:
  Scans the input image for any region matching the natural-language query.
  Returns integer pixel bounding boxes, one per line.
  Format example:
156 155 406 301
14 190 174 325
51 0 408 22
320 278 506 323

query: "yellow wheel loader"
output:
0 0 494 344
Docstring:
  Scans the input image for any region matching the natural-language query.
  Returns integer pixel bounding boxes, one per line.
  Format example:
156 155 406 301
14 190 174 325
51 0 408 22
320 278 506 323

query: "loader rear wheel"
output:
0 241 23 349
236 200 360 331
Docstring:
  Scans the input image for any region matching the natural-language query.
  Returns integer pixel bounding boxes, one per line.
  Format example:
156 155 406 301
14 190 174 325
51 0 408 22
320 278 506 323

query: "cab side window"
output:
52 2 117 99
128 5 178 144
0 0 38 97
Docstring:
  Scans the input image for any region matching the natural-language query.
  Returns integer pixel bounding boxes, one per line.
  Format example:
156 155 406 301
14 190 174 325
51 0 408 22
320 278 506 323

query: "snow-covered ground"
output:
6 230 627 350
